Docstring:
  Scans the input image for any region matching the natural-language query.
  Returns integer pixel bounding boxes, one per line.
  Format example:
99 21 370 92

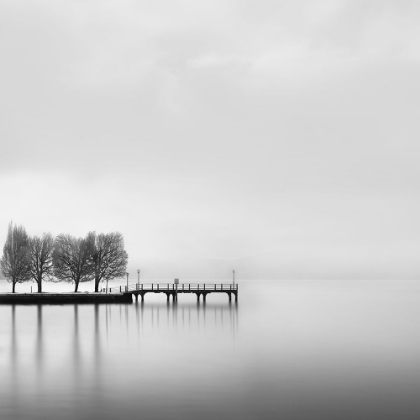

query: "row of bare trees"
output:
0 222 128 293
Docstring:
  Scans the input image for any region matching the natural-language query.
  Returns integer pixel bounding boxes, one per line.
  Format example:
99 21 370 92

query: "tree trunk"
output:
37 279 42 293
75 282 79 292
12 281 16 293
94 276 99 292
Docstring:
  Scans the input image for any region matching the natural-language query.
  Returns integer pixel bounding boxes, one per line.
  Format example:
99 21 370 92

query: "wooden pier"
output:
102 283 238 303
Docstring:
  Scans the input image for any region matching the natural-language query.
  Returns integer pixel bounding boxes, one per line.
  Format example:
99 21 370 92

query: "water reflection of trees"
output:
4 300 238 419
7 301 238 388
10 305 18 410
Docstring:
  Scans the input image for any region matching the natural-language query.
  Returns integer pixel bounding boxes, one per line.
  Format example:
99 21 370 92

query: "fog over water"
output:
1 0 420 280
1 279 419 420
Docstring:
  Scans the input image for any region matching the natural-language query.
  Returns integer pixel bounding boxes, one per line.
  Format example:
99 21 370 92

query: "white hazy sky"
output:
1 0 419 280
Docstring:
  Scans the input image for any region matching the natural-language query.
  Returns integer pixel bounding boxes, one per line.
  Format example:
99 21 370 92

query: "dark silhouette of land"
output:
0 292 131 304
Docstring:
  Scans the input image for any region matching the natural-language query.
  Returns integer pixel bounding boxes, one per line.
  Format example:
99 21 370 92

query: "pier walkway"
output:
102 283 238 302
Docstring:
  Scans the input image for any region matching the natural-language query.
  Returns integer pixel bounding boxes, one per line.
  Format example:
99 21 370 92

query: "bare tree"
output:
89 232 128 292
52 234 94 292
28 233 54 293
0 222 31 293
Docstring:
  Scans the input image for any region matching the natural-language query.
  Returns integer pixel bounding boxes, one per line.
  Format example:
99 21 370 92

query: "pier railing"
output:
102 283 239 294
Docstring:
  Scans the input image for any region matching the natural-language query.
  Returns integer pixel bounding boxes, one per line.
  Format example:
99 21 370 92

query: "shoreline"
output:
0 292 132 305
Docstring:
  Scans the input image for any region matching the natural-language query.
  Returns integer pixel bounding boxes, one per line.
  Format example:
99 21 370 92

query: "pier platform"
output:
103 283 239 302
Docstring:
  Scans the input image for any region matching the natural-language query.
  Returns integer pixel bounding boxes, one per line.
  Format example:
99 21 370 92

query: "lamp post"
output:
137 269 140 287
126 272 129 292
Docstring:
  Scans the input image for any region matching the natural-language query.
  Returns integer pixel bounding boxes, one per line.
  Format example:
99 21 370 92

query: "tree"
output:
89 231 128 292
52 234 95 292
28 233 54 293
0 222 31 293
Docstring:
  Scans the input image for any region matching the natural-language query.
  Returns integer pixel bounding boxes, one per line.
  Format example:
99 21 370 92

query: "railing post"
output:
152 284 154 290
120 285 121 292
230 284 232 290
189 284 190 291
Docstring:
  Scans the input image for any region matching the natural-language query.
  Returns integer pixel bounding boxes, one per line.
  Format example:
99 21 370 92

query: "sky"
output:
1 0 419 280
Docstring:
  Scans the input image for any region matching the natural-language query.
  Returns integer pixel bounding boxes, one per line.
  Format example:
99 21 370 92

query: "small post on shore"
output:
137 269 140 289
126 272 129 292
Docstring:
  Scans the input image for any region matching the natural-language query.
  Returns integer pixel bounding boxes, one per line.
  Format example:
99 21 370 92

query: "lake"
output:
0 279 419 419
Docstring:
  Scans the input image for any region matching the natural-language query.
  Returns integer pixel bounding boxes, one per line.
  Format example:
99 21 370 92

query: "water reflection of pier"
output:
131 302 239 336
100 301 239 339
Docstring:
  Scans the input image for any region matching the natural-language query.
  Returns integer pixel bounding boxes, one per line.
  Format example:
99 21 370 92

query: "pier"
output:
102 283 239 303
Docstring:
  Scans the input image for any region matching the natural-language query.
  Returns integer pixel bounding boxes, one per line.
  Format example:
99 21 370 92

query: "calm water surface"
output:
0 279 419 420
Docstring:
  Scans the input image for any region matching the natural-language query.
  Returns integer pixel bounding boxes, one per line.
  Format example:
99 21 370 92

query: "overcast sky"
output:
1 0 419 280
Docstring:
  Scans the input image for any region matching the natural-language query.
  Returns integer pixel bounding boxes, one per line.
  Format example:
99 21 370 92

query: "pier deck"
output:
103 283 238 302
